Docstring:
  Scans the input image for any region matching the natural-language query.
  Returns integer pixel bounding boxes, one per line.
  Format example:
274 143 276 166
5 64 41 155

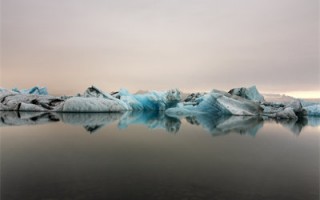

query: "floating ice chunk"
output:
304 104 320 116
83 86 130 110
214 91 263 115
0 86 181 113
166 90 262 117
275 107 298 119
285 100 306 114
118 89 144 110
261 102 285 113
0 88 11 94
80 86 180 111
0 93 64 111
0 85 317 120
117 88 181 111
84 86 117 100
133 89 181 110
228 85 265 102
261 100 307 119
11 86 48 95
62 97 127 112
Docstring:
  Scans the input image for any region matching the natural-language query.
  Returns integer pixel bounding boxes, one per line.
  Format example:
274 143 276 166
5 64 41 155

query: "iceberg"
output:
0 85 319 120
62 97 127 112
0 91 65 111
118 88 181 110
304 104 320 116
228 86 265 102
261 100 308 119
72 86 181 111
12 86 48 95
0 86 182 113
166 90 263 117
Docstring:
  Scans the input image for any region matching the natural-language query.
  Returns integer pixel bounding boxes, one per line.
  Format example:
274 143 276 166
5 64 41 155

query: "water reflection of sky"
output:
1 111 319 136
0 111 319 200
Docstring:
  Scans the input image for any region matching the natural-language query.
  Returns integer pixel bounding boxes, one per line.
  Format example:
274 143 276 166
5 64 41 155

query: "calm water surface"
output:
0 111 319 200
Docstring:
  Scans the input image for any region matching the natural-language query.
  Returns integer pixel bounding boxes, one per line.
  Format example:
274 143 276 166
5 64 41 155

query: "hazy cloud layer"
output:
1 0 319 95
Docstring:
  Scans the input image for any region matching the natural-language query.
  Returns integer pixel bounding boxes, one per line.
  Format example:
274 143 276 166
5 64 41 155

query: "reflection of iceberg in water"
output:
118 111 181 133
58 113 124 133
185 114 264 137
273 117 309 136
0 111 181 134
0 111 59 126
306 116 320 127
0 111 318 135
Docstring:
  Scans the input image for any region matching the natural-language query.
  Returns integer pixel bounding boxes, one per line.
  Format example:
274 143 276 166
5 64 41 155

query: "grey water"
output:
0 111 319 200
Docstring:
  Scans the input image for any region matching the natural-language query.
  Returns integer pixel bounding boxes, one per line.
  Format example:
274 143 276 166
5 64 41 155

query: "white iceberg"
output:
0 91 64 111
62 97 128 112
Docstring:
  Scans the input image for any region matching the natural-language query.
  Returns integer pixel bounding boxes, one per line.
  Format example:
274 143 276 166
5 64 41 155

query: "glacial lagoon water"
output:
0 111 319 200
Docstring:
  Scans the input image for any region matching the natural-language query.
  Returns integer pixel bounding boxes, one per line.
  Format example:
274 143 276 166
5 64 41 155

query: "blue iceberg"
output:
12 86 48 95
304 104 320 116
118 88 181 110
166 90 263 117
228 85 265 102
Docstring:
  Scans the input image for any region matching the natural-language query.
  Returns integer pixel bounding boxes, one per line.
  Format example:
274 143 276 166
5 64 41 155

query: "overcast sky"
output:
1 0 319 96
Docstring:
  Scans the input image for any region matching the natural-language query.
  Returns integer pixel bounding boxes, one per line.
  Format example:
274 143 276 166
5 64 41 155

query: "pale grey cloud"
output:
1 0 319 95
